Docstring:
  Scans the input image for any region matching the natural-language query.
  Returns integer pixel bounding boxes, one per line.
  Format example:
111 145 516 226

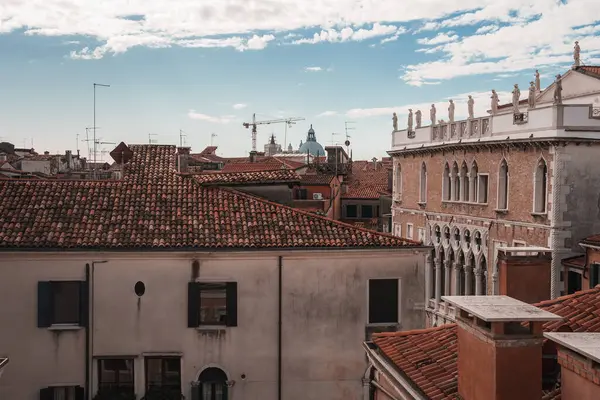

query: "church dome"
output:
298 124 325 156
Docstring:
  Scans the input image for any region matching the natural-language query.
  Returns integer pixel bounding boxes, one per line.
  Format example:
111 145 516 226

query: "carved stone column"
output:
434 257 442 309
453 261 461 295
450 172 456 201
492 266 499 295
425 254 433 305
362 376 371 400
465 258 473 295
444 259 451 297
474 259 482 295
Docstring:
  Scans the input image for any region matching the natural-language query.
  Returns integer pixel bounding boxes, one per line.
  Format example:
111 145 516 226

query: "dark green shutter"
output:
37 281 53 328
75 386 85 400
39 387 53 400
191 384 201 400
226 282 238 327
188 282 200 327
79 281 89 328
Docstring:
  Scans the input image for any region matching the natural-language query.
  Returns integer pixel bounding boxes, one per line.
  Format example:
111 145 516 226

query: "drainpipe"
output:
278 256 283 400
88 260 107 399
550 146 564 299
85 264 90 399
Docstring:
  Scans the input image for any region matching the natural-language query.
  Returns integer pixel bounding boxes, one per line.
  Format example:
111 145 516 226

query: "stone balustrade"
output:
431 116 491 142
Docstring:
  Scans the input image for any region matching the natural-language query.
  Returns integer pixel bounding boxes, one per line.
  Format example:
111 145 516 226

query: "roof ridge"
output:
373 323 457 338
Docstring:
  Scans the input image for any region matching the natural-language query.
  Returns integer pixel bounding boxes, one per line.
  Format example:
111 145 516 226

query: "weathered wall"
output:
237 184 294 205
498 253 551 304
0 249 426 400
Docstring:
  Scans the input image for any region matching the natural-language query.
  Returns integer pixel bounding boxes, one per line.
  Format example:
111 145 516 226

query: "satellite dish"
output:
344 140 350 147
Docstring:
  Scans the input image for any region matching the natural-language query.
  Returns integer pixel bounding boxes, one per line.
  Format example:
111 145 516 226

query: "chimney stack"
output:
443 295 562 400
498 248 551 304
544 333 600 400
44 151 50 155
249 150 257 163
177 147 191 173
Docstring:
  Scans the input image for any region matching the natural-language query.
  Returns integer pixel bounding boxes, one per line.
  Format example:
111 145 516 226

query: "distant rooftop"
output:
544 332 600 363
442 295 563 322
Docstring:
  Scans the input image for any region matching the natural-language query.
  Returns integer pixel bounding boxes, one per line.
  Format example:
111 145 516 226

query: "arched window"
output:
439 248 446 296
470 162 478 202
498 160 509 210
534 158 548 213
430 250 436 300
481 257 488 295
458 252 466 295
452 162 460 201
394 161 402 201
443 163 451 201
420 162 427 203
460 162 469 202
468 253 476 296
196 367 228 400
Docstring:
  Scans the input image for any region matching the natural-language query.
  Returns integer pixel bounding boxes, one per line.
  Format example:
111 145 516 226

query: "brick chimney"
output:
443 295 562 400
545 333 600 400
177 147 191 173
249 150 257 163
498 248 551 304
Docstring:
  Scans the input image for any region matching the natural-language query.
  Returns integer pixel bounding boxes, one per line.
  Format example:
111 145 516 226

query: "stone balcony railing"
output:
391 104 600 150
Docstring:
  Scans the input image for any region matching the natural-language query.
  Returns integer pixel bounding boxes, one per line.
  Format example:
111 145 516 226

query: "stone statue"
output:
491 90 499 115
554 74 563 104
407 109 414 131
528 81 536 109
467 95 475 119
512 84 521 113
535 70 541 92
415 110 422 128
430 104 437 125
574 41 581 67
392 112 398 131
448 100 455 123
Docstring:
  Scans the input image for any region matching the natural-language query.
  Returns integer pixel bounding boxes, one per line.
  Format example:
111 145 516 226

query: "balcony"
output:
391 104 600 151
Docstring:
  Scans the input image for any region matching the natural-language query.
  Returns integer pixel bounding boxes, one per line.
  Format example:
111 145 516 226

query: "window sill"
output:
442 201 488 206
495 208 508 214
196 325 227 332
417 201 427 206
366 322 400 327
48 324 82 331
531 212 548 217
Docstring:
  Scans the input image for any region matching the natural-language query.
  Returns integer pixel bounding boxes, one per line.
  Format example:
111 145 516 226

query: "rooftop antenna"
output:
94 139 115 163
330 132 342 146
148 133 158 144
344 121 355 157
211 133 217 146
179 129 187 147
84 127 100 159
76 133 80 154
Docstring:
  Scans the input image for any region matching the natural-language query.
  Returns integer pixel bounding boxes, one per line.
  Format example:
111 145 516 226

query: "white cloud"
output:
304 66 323 72
417 32 459 45
292 23 404 45
317 111 338 117
346 90 513 121
188 110 234 124
381 28 408 44
475 25 499 34
232 103 247 110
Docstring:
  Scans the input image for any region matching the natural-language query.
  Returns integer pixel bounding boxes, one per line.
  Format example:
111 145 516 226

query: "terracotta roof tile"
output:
542 387 561 400
300 174 335 185
220 162 286 173
581 234 600 245
193 169 300 185
561 254 586 269
343 160 390 199
372 286 600 399
577 65 600 78
0 144 420 250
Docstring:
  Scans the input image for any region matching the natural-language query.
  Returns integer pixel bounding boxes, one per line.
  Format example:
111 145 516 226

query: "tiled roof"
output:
542 388 561 400
0 144 420 250
343 160 390 199
581 234 600 246
220 162 286 173
300 174 335 185
576 65 600 78
193 169 300 185
561 254 585 269
372 286 600 400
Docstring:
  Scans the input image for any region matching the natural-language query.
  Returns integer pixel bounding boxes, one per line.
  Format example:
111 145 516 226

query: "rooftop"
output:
0 144 419 250
442 295 563 322
193 169 300 185
544 332 600 363
343 160 391 199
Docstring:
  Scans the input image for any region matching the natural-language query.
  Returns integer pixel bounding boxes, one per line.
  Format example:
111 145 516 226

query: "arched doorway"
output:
194 367 228 400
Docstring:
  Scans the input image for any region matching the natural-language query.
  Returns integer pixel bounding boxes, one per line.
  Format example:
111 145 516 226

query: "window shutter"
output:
37 281 53 328
79 281 89 328
39 387 53 400
75 386 85 400
187 282 200 327
191 384 201 400
226 282 238 327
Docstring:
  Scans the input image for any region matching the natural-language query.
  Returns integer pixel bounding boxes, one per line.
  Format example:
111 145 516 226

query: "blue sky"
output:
0 1 599 161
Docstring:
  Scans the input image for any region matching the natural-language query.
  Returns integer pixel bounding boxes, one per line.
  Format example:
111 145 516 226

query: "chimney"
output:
544 333 600 400
177 147 191 173
65 150 73 170
249 150 257 163
443 295 562 400
498 248 551 304
44 151 50 155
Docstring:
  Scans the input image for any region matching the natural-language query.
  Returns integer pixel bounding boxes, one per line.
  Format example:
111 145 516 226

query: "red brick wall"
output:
558 348 600 400
498 253 551 304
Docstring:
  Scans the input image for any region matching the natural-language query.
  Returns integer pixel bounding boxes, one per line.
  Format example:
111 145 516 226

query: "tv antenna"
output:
330 132 342 146
148 133 158 144
344 121 355 153
210 133 218 146
179 130 187 147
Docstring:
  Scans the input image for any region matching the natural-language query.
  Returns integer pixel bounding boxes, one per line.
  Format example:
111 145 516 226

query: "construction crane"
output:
242 113 305 152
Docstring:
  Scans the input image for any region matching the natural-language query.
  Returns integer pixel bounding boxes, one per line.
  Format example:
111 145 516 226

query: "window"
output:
477 174 489 203
497 160 509 210
194 367 229 400
39 386 83 400
394 223 402 237
406 224 413 239
442 163 451 201
534 158 548 213
419 162 427 203
591 264 600 288
37 281 87 328
361 205 374 218
368 279 399 324
346 204 358 218
296 188 308 200
460 162 469 202
452 162 460 201
97 358 135 396
394 162 402 201
145 357 182 394
417 227 425 242
567 271 582 294
188 282 237 327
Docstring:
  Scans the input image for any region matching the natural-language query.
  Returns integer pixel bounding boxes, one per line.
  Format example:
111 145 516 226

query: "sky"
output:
1 0 599 161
